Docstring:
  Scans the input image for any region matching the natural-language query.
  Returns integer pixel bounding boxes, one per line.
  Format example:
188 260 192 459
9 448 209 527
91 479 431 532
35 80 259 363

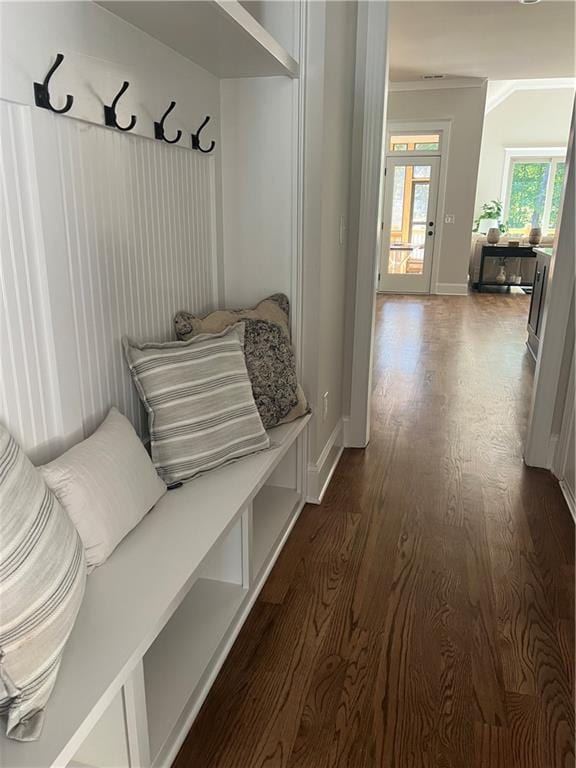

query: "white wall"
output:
525 105 575 470
475 87 575 217
0 0 223 295
552 303 575 516
0 1 222 460
387 84 487 290
0 2 220 147
315 0 357 460
0 0 353 499
219 0 300 364
220 75 297 310
301 0 357 475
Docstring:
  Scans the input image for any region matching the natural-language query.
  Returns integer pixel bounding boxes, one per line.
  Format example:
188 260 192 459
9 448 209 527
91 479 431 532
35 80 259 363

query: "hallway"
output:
174 294 575 767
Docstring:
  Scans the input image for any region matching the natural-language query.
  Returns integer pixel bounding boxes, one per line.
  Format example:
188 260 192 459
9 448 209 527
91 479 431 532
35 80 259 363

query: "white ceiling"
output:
389 1 576 82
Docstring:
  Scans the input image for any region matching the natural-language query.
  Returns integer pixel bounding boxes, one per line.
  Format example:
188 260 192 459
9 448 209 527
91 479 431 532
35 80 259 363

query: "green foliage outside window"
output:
506 160 566 235
549 162 566 230
507 162 549 231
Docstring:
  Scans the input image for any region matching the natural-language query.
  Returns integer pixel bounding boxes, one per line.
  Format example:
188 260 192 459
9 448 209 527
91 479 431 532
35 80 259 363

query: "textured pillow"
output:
174 295 309 426
123 324 270 485
0 425 86 741
41 408 166 571
174 293 291 340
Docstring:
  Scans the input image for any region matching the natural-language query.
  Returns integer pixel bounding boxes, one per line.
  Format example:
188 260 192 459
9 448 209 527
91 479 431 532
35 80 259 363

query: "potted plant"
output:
474 200 507 235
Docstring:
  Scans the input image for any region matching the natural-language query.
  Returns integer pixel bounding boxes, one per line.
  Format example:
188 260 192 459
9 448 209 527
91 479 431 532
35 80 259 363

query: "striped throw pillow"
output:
0 426 86 741
123 324 270 485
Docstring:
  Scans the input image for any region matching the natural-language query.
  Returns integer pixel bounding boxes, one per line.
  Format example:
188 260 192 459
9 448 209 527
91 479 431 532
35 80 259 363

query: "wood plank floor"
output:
174 293 575 768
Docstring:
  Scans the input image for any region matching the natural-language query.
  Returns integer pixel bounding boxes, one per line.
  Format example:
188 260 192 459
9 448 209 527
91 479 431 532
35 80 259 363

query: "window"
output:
503 150 566 236
389 133 441 153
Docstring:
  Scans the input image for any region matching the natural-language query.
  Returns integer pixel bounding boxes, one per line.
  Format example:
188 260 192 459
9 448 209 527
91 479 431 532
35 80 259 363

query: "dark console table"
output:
474 244 537 292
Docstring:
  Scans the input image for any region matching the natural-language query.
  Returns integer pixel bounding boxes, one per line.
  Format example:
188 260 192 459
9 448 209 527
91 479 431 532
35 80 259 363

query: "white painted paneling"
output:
0 100 218 460
0 1 220 148
0 103 65 461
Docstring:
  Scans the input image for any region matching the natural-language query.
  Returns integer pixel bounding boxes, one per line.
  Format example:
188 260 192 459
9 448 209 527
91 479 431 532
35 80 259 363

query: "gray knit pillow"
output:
0 426 86 741
240 319 298 427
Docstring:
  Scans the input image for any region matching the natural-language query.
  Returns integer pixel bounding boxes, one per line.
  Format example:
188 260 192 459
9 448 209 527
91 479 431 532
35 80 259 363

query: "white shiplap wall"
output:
0 101 218 462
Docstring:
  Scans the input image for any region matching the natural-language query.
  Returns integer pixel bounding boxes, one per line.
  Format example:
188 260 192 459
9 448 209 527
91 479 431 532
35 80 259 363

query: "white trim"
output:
389 77 485 92
291 0 307 380
559 480 576 523
486 78 576 114
434 282 468 296
525 105 575 467
551 345 575 517
548 434 560 471
384 119 452 297
342 415 351 447
123 662 150 768
378 154 440 294
306 419 344 504
156 494 307 768
347 0 389 448
386 118 450 158
500 147 567 232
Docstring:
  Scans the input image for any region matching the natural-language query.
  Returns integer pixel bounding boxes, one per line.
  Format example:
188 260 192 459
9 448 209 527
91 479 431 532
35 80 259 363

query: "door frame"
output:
384 119 452 296
345 0 389 448
378 154 440 294
524 104 575 469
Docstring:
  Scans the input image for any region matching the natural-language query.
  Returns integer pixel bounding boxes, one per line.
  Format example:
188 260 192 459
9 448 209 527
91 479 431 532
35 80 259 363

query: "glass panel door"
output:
379 156 440 294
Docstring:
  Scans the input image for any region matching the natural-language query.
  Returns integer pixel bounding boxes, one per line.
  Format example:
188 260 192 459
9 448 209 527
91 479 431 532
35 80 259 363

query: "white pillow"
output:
41 408 166 571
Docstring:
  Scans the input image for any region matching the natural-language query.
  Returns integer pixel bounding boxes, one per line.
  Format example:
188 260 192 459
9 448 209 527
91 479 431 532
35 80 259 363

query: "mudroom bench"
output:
2 416 310 768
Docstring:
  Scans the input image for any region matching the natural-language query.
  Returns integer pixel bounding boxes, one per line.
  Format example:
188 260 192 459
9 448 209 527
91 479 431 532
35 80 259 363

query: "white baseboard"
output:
307 419 344 504
559 479 576 523
342 416 351 447
548 434 560 471
434 282 469 296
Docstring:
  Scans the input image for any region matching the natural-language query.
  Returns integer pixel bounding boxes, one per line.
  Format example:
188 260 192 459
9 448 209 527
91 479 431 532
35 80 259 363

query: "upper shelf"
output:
97 0 299 79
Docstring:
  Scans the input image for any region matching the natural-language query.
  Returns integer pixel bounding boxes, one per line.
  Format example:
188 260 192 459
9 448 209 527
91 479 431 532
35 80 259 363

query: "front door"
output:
378 156 440 293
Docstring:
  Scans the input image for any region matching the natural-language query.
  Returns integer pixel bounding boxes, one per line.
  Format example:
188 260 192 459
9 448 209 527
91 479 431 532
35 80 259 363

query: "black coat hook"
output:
104 81 137 132
34 53 74 114
191 116 215 154
154 101 182 144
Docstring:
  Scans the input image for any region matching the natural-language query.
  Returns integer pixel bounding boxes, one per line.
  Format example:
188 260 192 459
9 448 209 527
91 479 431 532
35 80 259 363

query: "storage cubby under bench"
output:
2 416 310 768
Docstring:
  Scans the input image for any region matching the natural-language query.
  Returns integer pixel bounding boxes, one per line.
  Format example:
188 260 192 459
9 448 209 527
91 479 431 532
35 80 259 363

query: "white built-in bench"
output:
1 416 310 768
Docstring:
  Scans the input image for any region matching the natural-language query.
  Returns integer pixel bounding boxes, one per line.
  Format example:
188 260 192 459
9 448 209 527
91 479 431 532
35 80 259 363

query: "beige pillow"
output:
174 293 291 340
174 294 309 425
41 408 166 571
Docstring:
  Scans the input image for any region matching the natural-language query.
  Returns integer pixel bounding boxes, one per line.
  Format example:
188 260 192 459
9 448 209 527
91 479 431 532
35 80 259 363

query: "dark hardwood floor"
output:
174 293 575 768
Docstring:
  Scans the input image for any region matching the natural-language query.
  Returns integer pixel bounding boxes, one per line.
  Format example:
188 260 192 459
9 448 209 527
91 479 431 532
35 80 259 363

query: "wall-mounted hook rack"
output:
191 115 216 154
154 101 182 144
104 81 137 132
34 53 74 114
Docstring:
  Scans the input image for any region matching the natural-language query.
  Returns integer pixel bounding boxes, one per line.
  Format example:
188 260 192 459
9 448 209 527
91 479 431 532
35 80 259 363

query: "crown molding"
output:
388 77 486 92
486 77 576 113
